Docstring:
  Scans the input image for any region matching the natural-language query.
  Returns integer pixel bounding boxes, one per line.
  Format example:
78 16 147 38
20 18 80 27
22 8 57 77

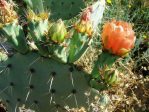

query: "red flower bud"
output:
81 7 93 22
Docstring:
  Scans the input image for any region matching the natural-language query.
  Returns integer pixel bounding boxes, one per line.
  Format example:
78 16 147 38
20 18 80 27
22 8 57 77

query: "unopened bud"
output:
48 19 67 43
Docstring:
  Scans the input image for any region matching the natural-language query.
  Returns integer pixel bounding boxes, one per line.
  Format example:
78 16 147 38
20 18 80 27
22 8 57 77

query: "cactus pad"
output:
24 0 85 20
0 52 98 112
46 0 85 20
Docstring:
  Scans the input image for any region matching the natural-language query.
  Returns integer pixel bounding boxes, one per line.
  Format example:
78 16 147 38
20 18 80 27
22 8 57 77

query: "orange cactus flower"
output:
101 20 136 56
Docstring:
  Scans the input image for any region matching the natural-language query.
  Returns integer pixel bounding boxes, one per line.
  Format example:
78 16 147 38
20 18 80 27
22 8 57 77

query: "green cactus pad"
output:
46 0 85 20
24 0 85 20
90 51 119 90
48 41 70 63
68 31 91 63
0 52 98 112
27 19 49 56
0 21 28 54
91 51 119 79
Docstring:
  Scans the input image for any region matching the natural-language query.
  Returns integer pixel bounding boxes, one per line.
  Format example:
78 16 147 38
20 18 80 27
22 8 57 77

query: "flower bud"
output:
104 69 119 85
81 7 92 22
48 19 67 43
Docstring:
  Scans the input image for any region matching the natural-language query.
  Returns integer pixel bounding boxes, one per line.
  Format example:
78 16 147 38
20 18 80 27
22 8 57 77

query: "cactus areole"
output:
102 20 136 56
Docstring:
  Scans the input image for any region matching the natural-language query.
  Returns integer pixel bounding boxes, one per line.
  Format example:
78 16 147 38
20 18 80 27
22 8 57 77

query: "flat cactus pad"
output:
0 52 98 112
24 0 85 20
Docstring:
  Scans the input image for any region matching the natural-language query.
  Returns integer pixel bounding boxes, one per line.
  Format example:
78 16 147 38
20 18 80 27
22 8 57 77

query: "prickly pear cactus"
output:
0 0 137 111
24 0 85 20
0 0 107 111
0 52 98 112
